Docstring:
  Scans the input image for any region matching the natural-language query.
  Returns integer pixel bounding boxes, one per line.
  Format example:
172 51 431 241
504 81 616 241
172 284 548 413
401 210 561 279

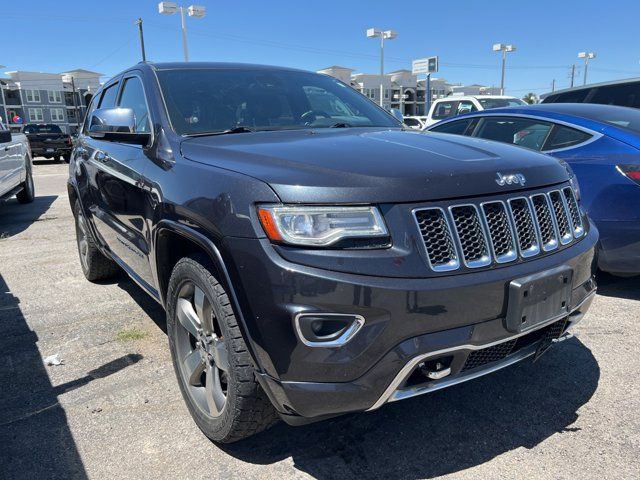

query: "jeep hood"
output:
181 128 568 203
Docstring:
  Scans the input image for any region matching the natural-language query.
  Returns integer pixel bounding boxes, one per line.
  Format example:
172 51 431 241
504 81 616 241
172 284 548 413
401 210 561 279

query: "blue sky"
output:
2 0 639 96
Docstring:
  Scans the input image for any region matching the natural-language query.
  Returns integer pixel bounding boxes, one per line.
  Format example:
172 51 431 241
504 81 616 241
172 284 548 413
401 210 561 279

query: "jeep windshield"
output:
156 68 399 136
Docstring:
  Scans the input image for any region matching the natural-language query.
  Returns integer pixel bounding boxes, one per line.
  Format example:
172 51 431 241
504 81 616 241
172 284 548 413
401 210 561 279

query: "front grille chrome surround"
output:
414 185 584 272
480 201 518 264
414 207 460 272
449 204 492 268
508 197 541 258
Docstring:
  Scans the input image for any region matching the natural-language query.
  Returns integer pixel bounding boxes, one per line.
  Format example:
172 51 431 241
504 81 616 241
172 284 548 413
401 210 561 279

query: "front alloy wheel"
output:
166 255 277 443
175 281 229 417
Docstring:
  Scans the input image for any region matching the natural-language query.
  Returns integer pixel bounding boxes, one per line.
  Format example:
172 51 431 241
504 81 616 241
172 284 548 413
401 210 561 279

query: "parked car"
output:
0 121 34 204
425 103 640 275
403 115 426 129
68 62 597 443
541 77 640 109
423 95 526 127
23 123 73 162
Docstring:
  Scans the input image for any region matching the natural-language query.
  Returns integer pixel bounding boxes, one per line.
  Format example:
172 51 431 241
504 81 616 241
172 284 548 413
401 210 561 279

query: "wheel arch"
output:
154 220 264 373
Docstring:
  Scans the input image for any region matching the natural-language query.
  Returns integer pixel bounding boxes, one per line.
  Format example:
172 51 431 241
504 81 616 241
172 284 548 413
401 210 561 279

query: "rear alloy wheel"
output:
167 256 277 443
73 201 120 281
16 159 35 204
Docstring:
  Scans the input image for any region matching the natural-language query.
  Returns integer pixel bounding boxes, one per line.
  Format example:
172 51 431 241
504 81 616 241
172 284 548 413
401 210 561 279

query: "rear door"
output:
80 74 155 287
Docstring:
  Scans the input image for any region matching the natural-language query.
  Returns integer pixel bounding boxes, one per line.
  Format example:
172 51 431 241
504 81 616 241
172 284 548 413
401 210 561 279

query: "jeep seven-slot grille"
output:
414 186 583 272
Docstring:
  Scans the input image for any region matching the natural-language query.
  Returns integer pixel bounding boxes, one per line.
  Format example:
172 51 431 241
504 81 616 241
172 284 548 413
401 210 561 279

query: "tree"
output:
522 92 538 104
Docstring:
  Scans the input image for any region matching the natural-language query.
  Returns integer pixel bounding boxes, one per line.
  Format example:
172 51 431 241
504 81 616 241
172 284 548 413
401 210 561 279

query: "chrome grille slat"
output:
450 205 491 268
414 184 584 272
481 201 517 263
549 190 573 245
562 187 584 238
531 194 559 252
414 208 460 272
508 197 541 258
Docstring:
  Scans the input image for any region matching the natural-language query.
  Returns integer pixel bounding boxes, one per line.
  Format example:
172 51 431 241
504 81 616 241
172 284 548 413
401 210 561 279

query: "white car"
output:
403 116 427 130
423 95 526 128
0 121 34 204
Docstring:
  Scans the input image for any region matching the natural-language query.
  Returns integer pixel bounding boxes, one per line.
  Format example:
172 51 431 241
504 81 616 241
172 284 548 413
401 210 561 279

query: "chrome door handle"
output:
94 151 110 162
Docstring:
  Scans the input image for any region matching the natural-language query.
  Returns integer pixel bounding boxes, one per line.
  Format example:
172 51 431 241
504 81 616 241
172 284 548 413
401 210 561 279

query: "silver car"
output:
0 122 34 204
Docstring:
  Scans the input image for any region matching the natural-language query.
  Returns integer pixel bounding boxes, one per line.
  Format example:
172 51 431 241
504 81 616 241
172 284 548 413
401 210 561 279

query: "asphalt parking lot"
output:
1 161 639 480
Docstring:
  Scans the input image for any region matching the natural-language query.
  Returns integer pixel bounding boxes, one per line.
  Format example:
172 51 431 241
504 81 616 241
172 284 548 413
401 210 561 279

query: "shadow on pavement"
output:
0 274 142 479
595 271 640 301
0 195 57 238
224 338 599 479
116 276 167 333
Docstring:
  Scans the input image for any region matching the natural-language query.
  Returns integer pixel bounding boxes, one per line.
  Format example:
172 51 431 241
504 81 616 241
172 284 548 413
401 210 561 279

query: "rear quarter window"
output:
543 125 592 151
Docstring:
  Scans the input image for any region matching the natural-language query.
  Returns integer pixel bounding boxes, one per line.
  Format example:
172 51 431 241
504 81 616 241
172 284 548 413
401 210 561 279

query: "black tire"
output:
166 255 278 443
16 158 35 204
73 200 120 282
63 153 71 163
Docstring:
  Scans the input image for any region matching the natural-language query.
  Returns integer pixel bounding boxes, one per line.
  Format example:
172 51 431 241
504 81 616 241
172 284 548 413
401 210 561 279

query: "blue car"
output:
425 103 640 275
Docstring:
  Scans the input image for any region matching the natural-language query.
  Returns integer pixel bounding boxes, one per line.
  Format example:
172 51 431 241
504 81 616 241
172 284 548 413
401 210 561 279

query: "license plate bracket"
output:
505 265 573 334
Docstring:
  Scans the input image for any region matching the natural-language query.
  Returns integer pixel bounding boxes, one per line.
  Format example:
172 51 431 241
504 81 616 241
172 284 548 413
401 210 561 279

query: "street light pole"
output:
159 2 206 62
367 28 397 108
493 43 516 95
578 52 596 86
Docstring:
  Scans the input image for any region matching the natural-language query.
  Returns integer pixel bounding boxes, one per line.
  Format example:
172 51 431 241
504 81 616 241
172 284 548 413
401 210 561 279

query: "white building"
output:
317 66 497 116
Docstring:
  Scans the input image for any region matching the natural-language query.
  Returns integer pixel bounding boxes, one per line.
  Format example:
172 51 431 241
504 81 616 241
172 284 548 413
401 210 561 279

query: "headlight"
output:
257 205 388 246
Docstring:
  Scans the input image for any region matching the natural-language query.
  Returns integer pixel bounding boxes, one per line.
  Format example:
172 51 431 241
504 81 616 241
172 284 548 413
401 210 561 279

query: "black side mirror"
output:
88 107 151 146
0 129 11 143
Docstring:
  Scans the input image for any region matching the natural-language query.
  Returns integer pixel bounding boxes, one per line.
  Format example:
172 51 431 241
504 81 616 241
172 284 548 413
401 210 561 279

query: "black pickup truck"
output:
23 124 72 162
68 62 598 443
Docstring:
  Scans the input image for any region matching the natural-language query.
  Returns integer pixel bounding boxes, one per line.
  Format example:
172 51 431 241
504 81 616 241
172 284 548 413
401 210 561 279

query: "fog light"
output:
295 313 365 347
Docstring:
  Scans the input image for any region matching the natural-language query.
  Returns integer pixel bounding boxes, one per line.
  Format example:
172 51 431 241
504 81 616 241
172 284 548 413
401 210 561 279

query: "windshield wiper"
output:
329 122 352 128
186 126 255 137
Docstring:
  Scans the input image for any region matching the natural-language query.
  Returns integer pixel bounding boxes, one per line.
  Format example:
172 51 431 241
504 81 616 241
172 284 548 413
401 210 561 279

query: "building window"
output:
48 90 62 103
51 108 65 122
29 108 44 122
384 89 389 99
25 90 41 103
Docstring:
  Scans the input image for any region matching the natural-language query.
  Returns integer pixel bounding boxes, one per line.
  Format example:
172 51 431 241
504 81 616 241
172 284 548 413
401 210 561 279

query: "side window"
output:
118 77 151 133
98 83 119 109
589 82 640 109
546 88 592 104
542 125 592 151
432 101 459 120
475 117 553 151
430 119 472 135
457 101 477 115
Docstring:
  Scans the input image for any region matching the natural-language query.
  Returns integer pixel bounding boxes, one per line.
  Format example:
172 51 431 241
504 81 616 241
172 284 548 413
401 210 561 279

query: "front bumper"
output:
223 221 598 422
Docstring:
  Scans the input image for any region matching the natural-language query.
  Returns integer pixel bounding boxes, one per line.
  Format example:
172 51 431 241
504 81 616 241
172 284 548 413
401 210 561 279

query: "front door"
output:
79 74 154 288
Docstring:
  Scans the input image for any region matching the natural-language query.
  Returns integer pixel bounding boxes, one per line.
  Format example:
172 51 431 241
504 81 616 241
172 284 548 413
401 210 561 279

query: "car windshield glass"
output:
478 98 526 109
23 124 62 134
156 68 399 135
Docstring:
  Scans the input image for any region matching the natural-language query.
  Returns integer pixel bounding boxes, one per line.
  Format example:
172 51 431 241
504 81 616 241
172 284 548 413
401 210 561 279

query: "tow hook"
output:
552 331 574 343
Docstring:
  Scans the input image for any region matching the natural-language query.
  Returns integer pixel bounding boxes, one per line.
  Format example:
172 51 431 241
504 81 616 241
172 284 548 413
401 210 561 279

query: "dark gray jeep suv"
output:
68 62 598 443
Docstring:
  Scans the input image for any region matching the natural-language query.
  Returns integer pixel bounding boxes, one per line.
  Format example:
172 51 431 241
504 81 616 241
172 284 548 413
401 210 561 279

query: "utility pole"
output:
578 52 596 86
366 28 397 108
492 44 516 95
551 79 556 92
136 18 147 62
570 64 576 88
